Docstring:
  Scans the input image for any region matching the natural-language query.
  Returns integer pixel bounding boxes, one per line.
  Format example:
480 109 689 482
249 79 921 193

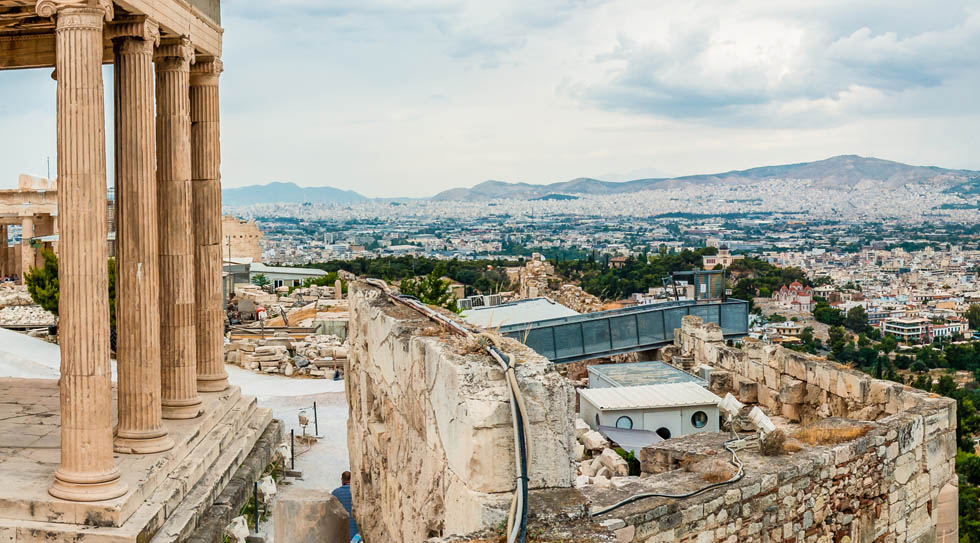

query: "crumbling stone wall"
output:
618 315 958 543
518 254 603 313
669 316 953 424
346 282 577 542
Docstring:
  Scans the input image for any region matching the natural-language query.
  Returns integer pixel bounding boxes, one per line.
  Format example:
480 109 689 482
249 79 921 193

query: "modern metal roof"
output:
579 382 721 410
461 298 579 328
597 425 663 455
589 361 705 387
249 263 327 276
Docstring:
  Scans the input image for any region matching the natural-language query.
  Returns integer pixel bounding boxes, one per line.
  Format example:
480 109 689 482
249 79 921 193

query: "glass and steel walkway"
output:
498 299 750 364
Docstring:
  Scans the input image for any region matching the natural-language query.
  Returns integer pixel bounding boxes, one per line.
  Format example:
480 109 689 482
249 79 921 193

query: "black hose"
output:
590 436 745 517
515 385 529 543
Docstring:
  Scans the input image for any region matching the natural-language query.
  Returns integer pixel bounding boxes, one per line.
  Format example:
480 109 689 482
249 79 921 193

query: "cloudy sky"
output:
1 0 978 197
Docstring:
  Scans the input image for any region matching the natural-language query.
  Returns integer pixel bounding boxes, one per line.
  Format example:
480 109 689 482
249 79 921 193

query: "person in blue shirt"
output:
331 471 360 542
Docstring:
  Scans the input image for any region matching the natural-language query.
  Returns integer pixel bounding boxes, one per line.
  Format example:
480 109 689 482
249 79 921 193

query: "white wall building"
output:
579 382 721 440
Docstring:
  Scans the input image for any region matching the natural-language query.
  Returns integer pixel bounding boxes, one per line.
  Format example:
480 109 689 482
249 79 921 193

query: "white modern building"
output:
579 382 721 441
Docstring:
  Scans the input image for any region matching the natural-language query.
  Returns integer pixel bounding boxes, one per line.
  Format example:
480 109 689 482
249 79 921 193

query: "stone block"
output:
583 430 609 451
778 376 805 404
783 355 807 381
599 448 629 477
781 402 802 422
737 380 758 404
575 418 591 440
274 488 350 543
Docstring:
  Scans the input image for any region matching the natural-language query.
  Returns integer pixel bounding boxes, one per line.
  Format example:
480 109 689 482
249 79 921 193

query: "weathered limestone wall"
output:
669 316 953 423
346 283 577 542
221 215 262 262
622 316 958 543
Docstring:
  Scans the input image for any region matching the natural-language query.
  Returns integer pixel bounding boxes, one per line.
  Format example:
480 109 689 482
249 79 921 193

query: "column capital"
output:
190 56 222 86
106 16 159 45
155 37 195 71
37 0 113 22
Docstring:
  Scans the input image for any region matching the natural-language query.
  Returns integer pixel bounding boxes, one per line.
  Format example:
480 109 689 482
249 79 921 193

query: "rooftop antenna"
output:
46 156 50 180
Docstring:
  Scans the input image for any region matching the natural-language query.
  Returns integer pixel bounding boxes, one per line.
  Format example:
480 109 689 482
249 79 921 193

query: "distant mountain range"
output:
431 155 980 201
221 181 367 206
221 156 980 205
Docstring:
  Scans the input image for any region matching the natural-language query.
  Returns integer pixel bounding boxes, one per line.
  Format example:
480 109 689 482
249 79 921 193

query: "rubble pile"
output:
0 305 56 325
0 285 55 326
517 253 603 313
571 418 635 490
0 285 35 307
262 300 349 328
225 333 348 379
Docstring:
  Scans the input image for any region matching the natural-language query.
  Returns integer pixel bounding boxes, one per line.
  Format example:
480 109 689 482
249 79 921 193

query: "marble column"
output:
155 37 201 419
190 56 228 392
46 4 128 502
110 18 174 453
33 215 54 269
20 215 33 280
0 225 7 277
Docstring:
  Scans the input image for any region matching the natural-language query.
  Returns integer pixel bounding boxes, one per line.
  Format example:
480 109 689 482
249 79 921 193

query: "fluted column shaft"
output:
20 215 33 281
111 20 174 453
33 215 54 269
0 225 7 276
190 56 228 392
156 38 201 419
49 6 128 502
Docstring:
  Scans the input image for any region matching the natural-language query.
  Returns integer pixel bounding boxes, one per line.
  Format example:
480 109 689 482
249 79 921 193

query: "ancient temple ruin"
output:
0 1 279 540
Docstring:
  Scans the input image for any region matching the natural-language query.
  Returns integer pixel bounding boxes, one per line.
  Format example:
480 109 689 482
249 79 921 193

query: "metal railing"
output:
499 299 749 364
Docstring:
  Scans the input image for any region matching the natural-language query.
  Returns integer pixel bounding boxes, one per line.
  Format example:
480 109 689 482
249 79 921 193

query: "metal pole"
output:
253 481 259 532
313 401 319 436
290 429 295 470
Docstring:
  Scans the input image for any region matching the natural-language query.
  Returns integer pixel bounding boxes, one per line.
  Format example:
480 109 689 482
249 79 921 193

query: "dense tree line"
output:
309 257 518 296
552 248 718 300
725 258 808 301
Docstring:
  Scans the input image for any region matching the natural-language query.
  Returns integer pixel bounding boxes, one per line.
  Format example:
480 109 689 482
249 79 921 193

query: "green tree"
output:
25 250 117 324
251 273 270 288
399 270 459 312
828 326 848 356
967 304 980 331
935 375 957 397
813 301 844 326
879 335 898 355
910 373 931 390
25 249 59 315
910 360 929 373
845 306 870 334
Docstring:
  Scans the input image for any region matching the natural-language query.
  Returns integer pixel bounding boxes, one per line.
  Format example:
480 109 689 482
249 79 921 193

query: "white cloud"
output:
0 0 977 196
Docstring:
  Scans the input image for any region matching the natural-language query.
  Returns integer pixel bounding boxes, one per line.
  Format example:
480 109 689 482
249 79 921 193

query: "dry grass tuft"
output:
783 439 804 453
759 429 786 456
693 458 735 483
793 424 872 445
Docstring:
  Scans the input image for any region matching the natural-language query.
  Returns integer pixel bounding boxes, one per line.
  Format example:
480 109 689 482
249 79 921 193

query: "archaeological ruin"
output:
346 283 959 543
0 1 279 541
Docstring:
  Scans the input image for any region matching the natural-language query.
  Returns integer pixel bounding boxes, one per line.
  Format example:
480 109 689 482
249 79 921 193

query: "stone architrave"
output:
46 3 128 502
156 37 202 419
109 17 174 453
190 56 228 392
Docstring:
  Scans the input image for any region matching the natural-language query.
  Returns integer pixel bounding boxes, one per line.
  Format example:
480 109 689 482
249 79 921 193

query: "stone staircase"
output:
3 389 274 542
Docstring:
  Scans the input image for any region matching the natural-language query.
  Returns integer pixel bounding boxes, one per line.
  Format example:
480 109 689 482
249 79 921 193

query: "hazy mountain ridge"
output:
222 181 367 206
431 155 980 201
